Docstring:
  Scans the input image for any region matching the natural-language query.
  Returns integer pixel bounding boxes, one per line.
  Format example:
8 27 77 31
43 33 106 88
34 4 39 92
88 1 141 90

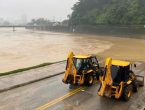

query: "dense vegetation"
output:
69 0 145 25
28 18 53 26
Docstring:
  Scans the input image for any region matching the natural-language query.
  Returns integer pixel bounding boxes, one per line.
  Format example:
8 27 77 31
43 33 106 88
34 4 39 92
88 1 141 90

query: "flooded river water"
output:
0 28 145 72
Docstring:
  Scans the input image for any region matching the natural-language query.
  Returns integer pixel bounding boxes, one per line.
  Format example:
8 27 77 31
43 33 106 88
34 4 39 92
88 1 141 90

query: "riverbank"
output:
0 62 65 93
26 25 145 38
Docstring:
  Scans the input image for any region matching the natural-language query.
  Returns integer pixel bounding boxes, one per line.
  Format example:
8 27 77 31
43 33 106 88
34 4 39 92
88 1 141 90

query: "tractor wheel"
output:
133 82 138 92
85 75 94 86
122 86 132 101
96 72 100 80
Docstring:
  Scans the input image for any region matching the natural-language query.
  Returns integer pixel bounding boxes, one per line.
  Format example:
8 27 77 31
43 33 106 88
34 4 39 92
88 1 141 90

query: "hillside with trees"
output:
69 0 145 26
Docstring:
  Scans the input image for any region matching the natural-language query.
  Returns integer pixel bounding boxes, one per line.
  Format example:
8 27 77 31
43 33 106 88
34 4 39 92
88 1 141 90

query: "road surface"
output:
0 62 145 110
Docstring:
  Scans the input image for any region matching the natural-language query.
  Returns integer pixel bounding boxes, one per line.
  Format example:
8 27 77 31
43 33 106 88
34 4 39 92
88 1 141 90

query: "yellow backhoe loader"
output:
98 57 144 101
62 51 102 86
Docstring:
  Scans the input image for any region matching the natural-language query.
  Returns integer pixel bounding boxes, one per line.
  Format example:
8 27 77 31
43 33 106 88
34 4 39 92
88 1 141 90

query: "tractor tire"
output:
133 82 138 92
96 72 100 80
85 75 94 86
122 85 132 101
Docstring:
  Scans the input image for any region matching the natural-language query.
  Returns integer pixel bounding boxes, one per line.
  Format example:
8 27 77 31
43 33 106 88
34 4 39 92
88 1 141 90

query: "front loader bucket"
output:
135 75 144 86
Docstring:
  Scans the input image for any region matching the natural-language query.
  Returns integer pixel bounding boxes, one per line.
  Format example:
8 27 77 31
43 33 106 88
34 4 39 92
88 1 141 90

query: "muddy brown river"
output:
0 28 145 72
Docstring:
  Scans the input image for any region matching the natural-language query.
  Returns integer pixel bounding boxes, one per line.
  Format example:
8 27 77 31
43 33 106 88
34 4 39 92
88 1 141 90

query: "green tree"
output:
70 0 145 25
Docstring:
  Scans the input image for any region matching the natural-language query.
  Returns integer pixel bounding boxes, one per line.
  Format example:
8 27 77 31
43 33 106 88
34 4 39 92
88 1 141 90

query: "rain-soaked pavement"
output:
0 61 144 110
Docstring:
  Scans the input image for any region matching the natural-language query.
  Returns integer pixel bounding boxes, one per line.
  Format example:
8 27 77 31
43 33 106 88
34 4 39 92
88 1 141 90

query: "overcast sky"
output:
0 0 78 22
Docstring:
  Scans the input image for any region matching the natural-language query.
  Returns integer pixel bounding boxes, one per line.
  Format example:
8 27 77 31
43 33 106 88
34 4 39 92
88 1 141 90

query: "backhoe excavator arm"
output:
62 51 75 83
98 57 113 96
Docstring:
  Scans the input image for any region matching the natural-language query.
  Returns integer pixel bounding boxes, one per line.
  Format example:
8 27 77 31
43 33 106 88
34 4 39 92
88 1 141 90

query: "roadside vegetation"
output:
0 62 51 76
26 0 145 36
69 0 145 26
0 61 64 77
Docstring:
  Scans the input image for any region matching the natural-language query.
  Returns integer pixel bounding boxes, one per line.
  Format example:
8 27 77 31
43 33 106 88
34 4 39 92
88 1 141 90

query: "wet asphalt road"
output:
0 62 145 110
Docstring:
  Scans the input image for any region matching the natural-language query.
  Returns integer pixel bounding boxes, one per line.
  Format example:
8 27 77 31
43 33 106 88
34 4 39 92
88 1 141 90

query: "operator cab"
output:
110 60 131 84
73 55 99 74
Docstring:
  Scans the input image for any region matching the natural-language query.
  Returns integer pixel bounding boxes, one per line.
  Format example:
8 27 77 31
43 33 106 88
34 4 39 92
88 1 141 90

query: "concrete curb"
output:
0 71 64 93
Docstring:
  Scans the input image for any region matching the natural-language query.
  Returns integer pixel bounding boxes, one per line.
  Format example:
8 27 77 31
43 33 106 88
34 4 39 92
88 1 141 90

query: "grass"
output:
0 60 65 77
0 55 103 77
